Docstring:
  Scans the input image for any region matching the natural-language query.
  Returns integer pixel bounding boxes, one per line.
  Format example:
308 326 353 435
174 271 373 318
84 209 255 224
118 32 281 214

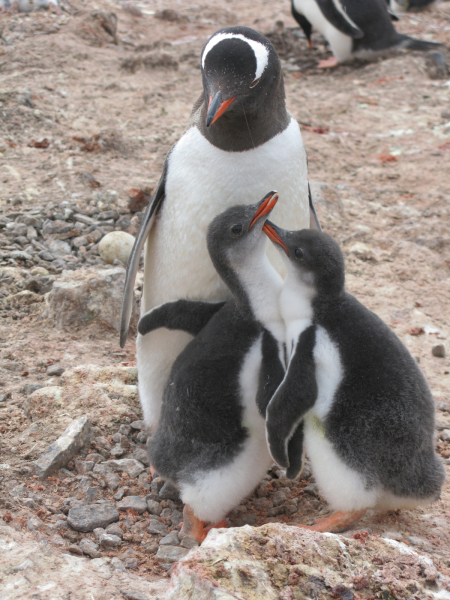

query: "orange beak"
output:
249 192 279 229
207 91 236 127
262 222 290 256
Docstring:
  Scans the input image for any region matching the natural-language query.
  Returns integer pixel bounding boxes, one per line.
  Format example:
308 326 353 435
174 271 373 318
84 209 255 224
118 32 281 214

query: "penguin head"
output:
201 26 282 127
264 223 346 298
207 191 278 272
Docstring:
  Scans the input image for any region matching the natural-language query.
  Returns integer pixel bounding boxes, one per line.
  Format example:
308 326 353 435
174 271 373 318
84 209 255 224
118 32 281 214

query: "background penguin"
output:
137 193 286 543
120 26 320 432
387 0 436 13
263 223 445 532
291 0 442 68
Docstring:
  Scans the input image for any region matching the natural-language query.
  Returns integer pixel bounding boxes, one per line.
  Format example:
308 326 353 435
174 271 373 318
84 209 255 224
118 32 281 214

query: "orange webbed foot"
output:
298 509 367 533
181 505 228 544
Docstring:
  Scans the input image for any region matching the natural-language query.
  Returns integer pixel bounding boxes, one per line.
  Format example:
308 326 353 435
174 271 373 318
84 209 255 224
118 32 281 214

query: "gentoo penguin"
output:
120 26 318 432
137 193 287 542
291 0 441 68
263 223 445 532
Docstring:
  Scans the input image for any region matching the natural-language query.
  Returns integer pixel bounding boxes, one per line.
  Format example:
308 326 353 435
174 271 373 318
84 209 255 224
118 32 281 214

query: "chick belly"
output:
179 425 272 524
303 413 380 512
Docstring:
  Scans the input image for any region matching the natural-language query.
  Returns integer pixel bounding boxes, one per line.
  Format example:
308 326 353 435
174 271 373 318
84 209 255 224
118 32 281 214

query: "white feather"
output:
202 33 269 81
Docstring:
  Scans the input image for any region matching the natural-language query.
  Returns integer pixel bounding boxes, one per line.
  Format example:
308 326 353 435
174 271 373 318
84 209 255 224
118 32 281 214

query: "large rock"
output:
0 524 169 600
32 416 93 478
42 266 138 332
166 523 446 600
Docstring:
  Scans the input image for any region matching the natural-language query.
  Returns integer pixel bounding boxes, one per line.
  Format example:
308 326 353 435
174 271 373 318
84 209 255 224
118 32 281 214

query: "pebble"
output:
47 365 65 376
94 529 122 548
105 523 124 538
132 448 150 465
79 537 102 558
125 557 138 570
67 504 119 532
130 420 145 430
111 557 126 571
85 487 100 503
156 545 189 563
143 498 160 516
253 497 273 510
159 481 179 501
147 519 168 536
98 231 135 265
75 460 94 475
160 530 180 546
142 541 159 554
272 488 291 506
114 487 127 501
180 536 199 549
117 496 148 513
441 429 450 442
170 509 183 527
105 458 145 478
432 344 446 358
110 444 126 457
105 471 121 491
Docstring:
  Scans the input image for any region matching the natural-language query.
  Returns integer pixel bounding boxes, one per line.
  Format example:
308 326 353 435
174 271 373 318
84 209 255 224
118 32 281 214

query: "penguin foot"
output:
181 505 228 544
317 56 339 69
308 40 313 49
298 509 367 533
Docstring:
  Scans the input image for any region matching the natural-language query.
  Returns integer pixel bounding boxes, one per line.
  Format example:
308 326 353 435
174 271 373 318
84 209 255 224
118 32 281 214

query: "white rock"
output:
98 231 135 265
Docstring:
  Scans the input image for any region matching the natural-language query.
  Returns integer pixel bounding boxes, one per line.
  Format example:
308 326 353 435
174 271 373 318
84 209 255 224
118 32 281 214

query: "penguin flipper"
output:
316 0 364 39
308 183 322 232
286 421 305 480
291 1 313 43
138 300 226 337
266 325 317 469
119 159 168 348
256 329 286 417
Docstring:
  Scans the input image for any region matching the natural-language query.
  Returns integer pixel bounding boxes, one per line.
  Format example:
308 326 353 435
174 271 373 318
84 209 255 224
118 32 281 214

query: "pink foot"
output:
297 509 367 533
318 56 339 69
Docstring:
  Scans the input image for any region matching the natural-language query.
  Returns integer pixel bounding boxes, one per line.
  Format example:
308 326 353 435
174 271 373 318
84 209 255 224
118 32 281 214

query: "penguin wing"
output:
266 325 318 469
316 0 364 39
256 329 286 417
138 299 226 337
119 159 168 348
286 421 305 480
308 183 322 232
291 1 313 42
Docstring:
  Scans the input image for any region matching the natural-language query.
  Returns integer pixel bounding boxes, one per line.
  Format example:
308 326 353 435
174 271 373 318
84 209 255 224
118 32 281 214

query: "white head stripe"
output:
202 33 269 80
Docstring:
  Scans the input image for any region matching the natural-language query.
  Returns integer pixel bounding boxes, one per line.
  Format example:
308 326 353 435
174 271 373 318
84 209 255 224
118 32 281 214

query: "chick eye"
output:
295 248 303 258
249 77 261 89
231 224 243 235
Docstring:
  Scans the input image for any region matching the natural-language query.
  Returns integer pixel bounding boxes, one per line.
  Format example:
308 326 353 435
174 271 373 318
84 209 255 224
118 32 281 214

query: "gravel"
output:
117 496 148 513
67 504 120 532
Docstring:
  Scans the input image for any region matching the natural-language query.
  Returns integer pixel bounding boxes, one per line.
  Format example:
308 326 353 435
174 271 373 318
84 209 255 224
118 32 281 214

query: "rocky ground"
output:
1 0 450 598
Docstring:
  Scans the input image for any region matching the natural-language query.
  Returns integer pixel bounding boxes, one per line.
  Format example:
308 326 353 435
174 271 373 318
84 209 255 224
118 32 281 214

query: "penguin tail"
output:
399 36 443 52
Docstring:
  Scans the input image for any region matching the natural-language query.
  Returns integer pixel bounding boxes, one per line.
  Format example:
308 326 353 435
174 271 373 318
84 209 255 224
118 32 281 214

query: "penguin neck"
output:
198 83 290 152
218 241 284 341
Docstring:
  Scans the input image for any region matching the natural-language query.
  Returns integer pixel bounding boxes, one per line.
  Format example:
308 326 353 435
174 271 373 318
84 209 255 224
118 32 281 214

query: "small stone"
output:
267 506 285 517
97 531 122 548
22 498 36 509
256 482 270 497
98 231 135 265
148 519 168 536
20 383 44 395
79 537 102 558
160 530 180 546
68 544 83 555
33 416 93 478
156 545 189 563
72 235 89 248
46 365 65 376
130 420 145 430
138 472 150 489
432 344 445 358
110 444 126 458
158 481 179 501
272 488 290 506
45 239 71 259
132 447 150 466
75 460 94 475
114 487 127 501
67 504 119 532
125 557 138 569
11 558 34 572
105 471 121 491
120 590 147 600
10 250 32 261
105 458 145 478
50 533 67 546
85 487 100 503
150 478 164 495
253 497 273 510
136 431 149 444
181 536 199 549
146 499 162 516
9 485 28 498
441 429 450 442
170 509 183 527
142 540 159 554
88 453 105 463
117 496 148 513
119 424 132 436
105 523 124 538
95 436 112 451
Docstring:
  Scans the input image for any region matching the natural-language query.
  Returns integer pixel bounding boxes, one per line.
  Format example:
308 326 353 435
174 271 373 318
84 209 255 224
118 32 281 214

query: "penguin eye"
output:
295 248 304 259
231 224 243 235
249 77 261 89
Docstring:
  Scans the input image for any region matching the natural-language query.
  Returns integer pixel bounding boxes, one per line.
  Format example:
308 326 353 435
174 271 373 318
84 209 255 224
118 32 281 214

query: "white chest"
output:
142 119 309 310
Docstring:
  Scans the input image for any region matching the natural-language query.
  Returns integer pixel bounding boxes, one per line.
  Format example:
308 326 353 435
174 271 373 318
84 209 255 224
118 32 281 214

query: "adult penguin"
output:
120 26 319 430
291 0 441 68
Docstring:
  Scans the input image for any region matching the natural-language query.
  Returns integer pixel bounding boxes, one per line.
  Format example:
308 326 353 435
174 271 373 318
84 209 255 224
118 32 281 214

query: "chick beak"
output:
249 192 279 229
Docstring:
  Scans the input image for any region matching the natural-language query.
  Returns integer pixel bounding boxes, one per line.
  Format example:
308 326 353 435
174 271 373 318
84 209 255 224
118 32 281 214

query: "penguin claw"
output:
297 509 367 533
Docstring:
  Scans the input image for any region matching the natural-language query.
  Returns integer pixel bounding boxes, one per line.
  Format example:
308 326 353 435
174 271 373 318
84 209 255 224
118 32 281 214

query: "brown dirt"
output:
1 0 450 589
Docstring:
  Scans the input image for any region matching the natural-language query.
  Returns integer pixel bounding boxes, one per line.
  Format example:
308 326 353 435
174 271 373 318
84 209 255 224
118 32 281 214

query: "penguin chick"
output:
263 223 445 532
120 26 319 433
291 0 442 68
138 193 286 543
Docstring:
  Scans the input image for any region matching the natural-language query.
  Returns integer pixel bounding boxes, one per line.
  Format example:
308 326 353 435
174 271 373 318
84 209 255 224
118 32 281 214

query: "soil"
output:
1 0 450 594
